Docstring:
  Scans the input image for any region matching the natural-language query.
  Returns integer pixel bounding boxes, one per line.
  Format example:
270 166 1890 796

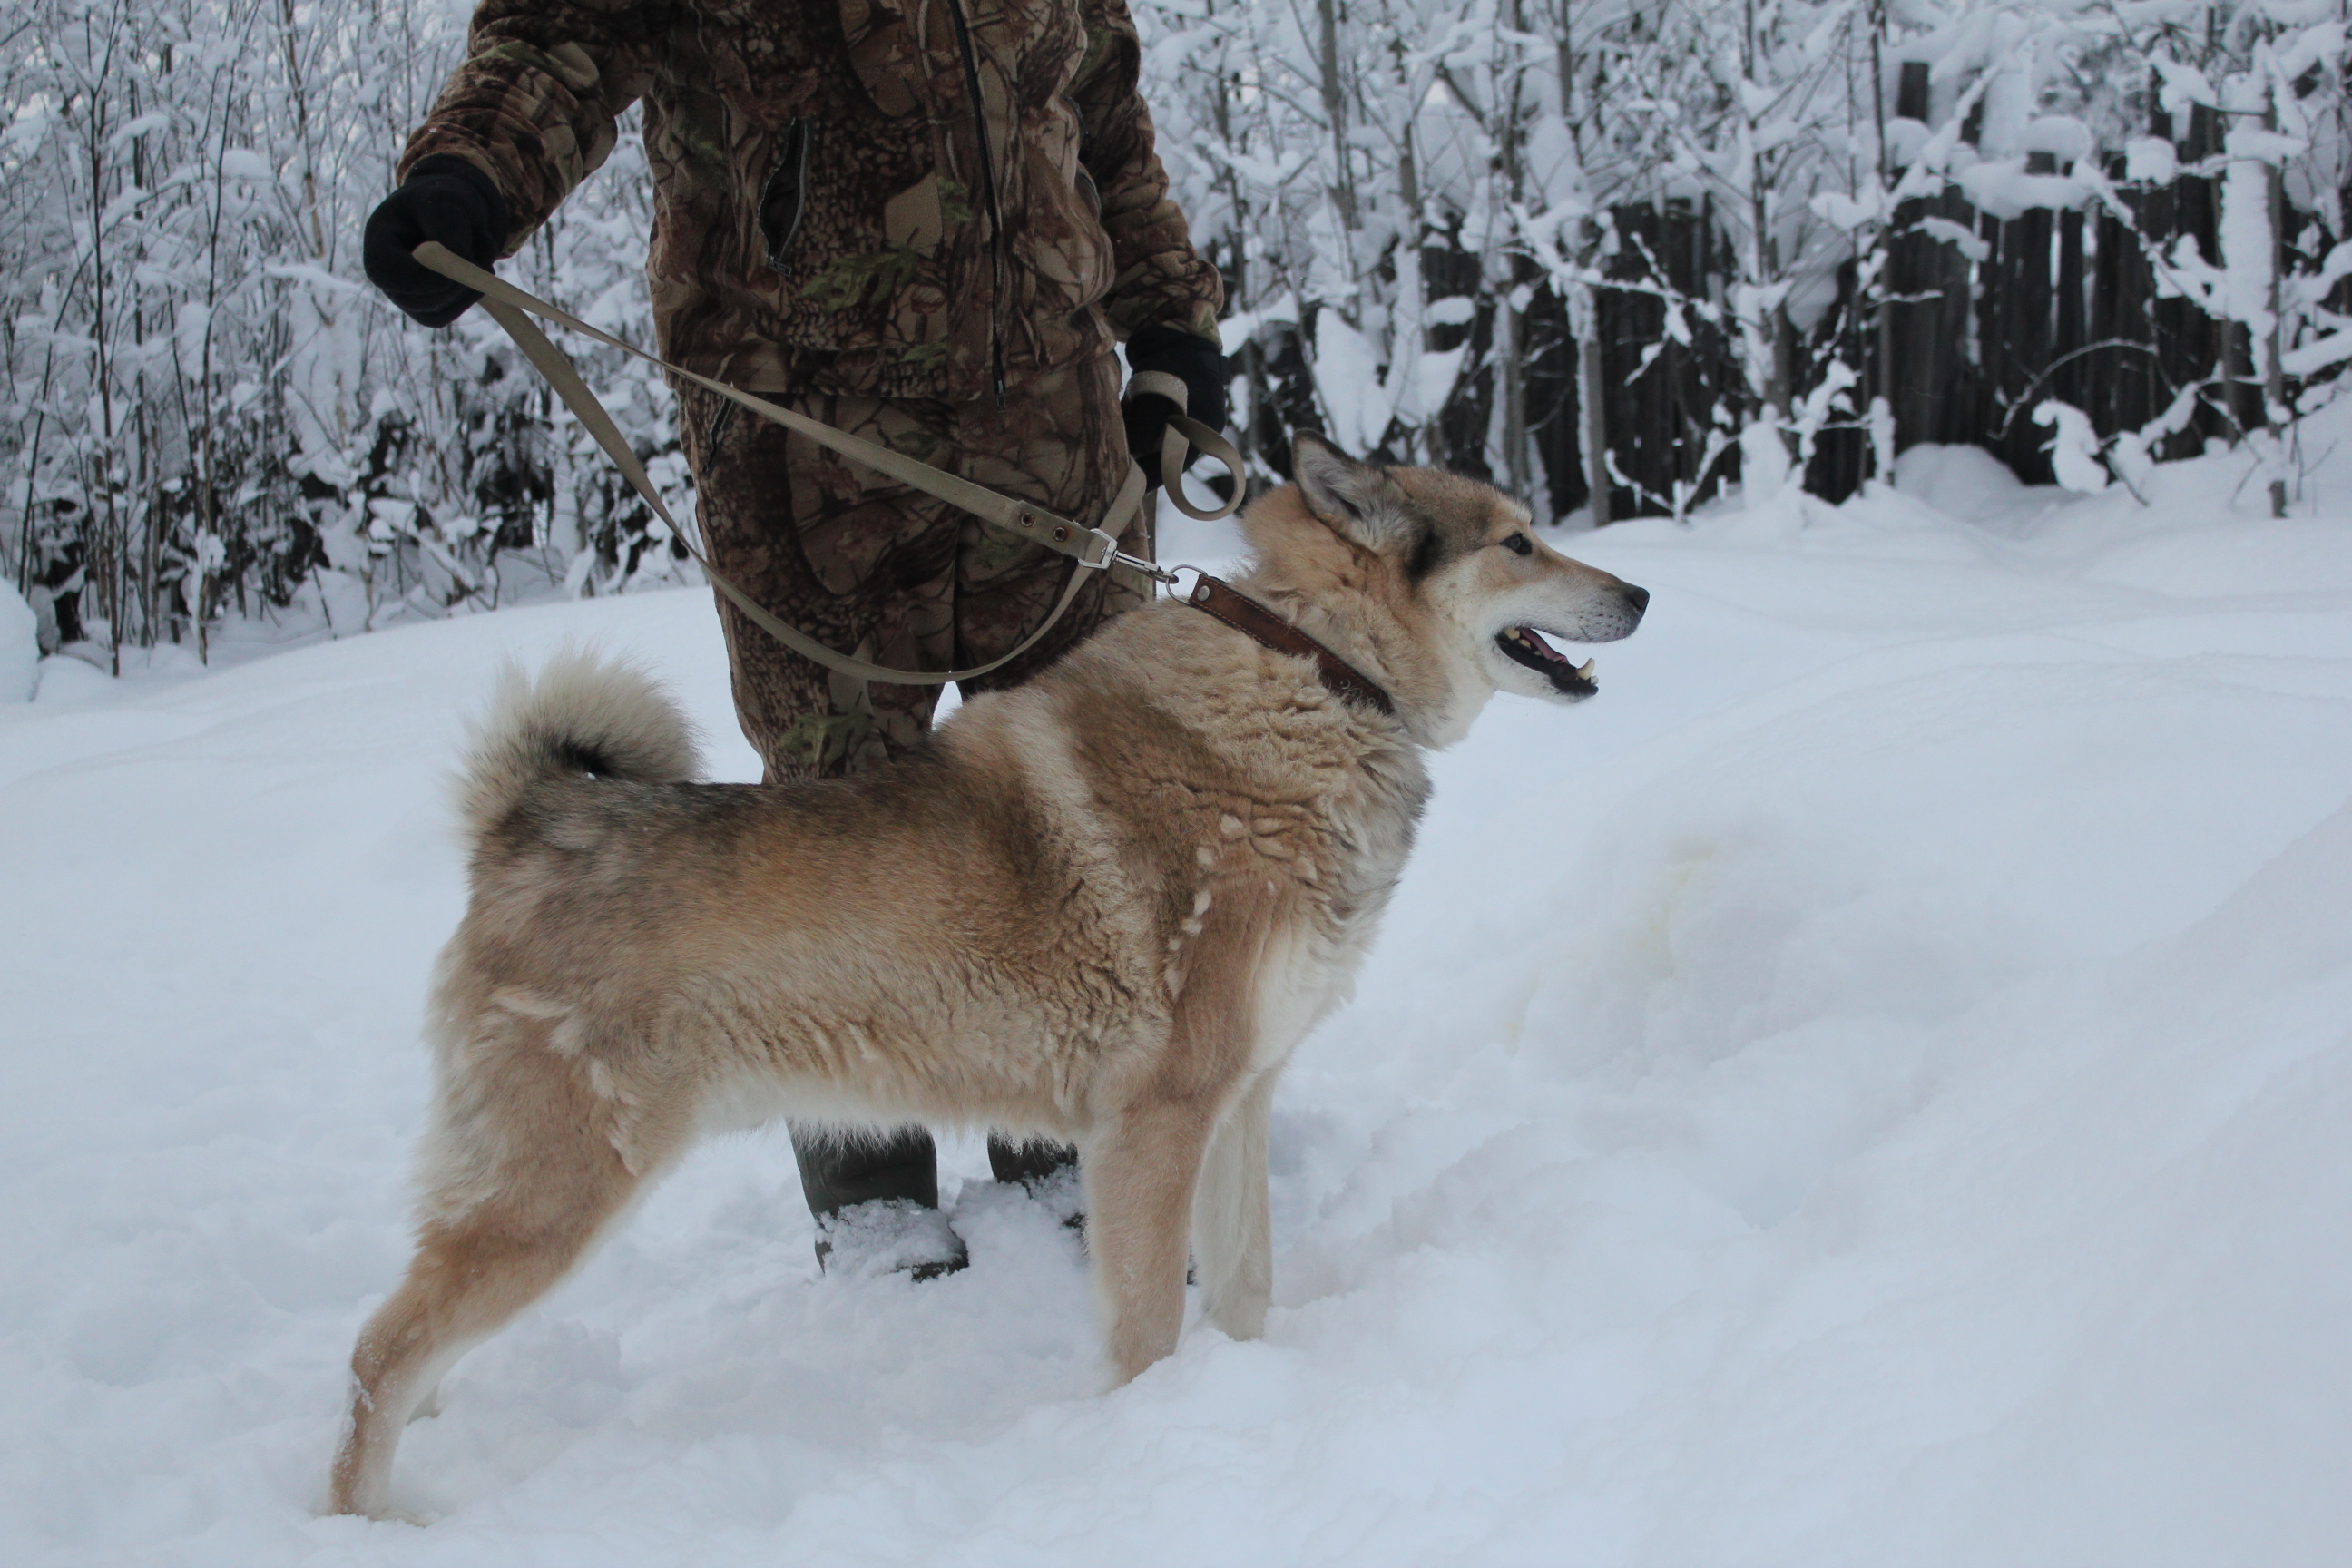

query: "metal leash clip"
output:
1115 549 1185 587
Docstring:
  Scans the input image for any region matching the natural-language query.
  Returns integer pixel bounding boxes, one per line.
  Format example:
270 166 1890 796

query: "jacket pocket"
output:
758 117 813 276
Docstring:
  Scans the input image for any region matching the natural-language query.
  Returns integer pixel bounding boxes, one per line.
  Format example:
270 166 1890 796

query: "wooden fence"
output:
1240 64 2335 522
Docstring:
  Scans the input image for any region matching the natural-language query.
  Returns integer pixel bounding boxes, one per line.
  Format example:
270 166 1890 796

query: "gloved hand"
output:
1122 324 1229 490
362 155 511 328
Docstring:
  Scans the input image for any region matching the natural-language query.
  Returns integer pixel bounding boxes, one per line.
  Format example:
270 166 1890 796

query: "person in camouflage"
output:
363 0 1226 1278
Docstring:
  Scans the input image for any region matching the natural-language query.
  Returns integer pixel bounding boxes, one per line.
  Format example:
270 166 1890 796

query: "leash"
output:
411 241 1244 687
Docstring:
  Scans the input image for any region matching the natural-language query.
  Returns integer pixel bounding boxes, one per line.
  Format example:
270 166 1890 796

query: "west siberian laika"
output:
328 433 1647 1517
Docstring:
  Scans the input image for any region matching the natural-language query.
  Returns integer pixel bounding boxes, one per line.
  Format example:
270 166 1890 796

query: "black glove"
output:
1122 324 1229 490
362 155 511 328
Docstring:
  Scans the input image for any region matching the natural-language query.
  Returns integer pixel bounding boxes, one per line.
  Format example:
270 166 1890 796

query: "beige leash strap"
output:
1122 368 1249 524
413 241 1235 686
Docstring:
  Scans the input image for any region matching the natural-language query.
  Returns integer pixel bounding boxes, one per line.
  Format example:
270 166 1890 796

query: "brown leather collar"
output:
1181 573 1396 717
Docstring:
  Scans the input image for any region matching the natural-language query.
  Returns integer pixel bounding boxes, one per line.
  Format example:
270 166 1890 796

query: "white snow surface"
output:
5 445 2352 1565
0 581 35 702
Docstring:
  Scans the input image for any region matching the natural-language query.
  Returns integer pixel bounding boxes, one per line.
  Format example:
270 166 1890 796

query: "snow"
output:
0 581 34 701
2031 400 2111 493
2220 78 2282 340
6 444 2352 1564
32 653 117 705
1889 441 2032 521
2123 135 2179 184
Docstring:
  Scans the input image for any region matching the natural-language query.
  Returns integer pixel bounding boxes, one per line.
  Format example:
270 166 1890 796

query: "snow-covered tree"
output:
16 0 2352 661
1 0 687 668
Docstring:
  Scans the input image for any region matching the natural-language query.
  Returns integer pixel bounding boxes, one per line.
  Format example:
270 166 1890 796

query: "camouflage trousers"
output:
678 352 1141 1233
677 351 1148 782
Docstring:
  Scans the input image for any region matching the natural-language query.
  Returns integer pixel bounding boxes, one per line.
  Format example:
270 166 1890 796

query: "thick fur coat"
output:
328 435 1647 1518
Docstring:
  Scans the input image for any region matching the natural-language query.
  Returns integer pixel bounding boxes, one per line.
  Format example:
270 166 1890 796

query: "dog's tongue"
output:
1522 628 1567 662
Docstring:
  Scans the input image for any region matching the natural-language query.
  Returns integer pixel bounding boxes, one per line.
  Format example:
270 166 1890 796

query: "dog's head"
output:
1240 433 1648 736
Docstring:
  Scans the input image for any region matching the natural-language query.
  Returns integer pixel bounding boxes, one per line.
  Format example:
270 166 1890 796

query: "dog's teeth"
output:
1575 659 1595 679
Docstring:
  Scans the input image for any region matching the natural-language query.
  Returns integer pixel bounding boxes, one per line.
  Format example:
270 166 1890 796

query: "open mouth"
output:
1494 626 1598 697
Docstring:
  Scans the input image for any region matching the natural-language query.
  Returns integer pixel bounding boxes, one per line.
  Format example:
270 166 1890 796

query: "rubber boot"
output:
988 1135 1084 1231
790 1122 968 1280
985 1134 1078 1187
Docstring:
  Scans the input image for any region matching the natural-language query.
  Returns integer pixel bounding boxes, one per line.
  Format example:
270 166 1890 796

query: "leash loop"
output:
1121 368 1247 524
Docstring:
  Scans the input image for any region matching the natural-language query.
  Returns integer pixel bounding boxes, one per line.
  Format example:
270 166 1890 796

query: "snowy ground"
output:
5 438 2351 1566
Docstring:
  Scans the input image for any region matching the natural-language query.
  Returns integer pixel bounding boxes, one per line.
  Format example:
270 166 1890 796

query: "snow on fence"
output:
1196 19 2352 528
8 1 2352 668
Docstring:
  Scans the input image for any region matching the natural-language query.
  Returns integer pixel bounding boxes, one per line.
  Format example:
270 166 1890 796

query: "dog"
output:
328 432 1647 1518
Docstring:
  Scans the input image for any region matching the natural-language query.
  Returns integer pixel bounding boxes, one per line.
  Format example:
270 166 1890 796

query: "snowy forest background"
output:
9 0 2352 668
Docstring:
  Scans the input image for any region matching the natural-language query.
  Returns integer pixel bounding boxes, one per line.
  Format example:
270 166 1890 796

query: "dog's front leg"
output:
1083 889 1271 1382
1084 1093 1219 1382
1191 1067 1276 1341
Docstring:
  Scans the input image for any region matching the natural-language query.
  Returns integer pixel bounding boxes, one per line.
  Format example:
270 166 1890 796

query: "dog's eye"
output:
1501 533 1534 556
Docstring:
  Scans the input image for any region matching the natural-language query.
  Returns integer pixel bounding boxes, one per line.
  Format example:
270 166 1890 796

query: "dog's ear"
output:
1291 431 1414 554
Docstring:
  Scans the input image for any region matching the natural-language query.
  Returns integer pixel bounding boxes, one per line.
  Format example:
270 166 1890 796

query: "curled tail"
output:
458 649 702 838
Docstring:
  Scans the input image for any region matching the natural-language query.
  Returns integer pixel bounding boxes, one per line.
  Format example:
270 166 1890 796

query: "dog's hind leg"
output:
328 1155 641 1516
1191 1068 1277 1342
328 1024 663 1519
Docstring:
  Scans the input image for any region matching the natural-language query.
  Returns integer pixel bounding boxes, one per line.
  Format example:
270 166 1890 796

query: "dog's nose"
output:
1623 583 1650 616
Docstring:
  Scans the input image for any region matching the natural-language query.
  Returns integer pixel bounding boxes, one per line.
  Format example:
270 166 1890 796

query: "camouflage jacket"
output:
399 0 1223 400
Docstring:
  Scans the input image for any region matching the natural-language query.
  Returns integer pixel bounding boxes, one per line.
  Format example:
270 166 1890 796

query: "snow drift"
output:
3 439 2349 1566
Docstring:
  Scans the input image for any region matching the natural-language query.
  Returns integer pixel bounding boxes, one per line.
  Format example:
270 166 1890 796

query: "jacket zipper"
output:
943 0 1008 408
758 116 812 277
